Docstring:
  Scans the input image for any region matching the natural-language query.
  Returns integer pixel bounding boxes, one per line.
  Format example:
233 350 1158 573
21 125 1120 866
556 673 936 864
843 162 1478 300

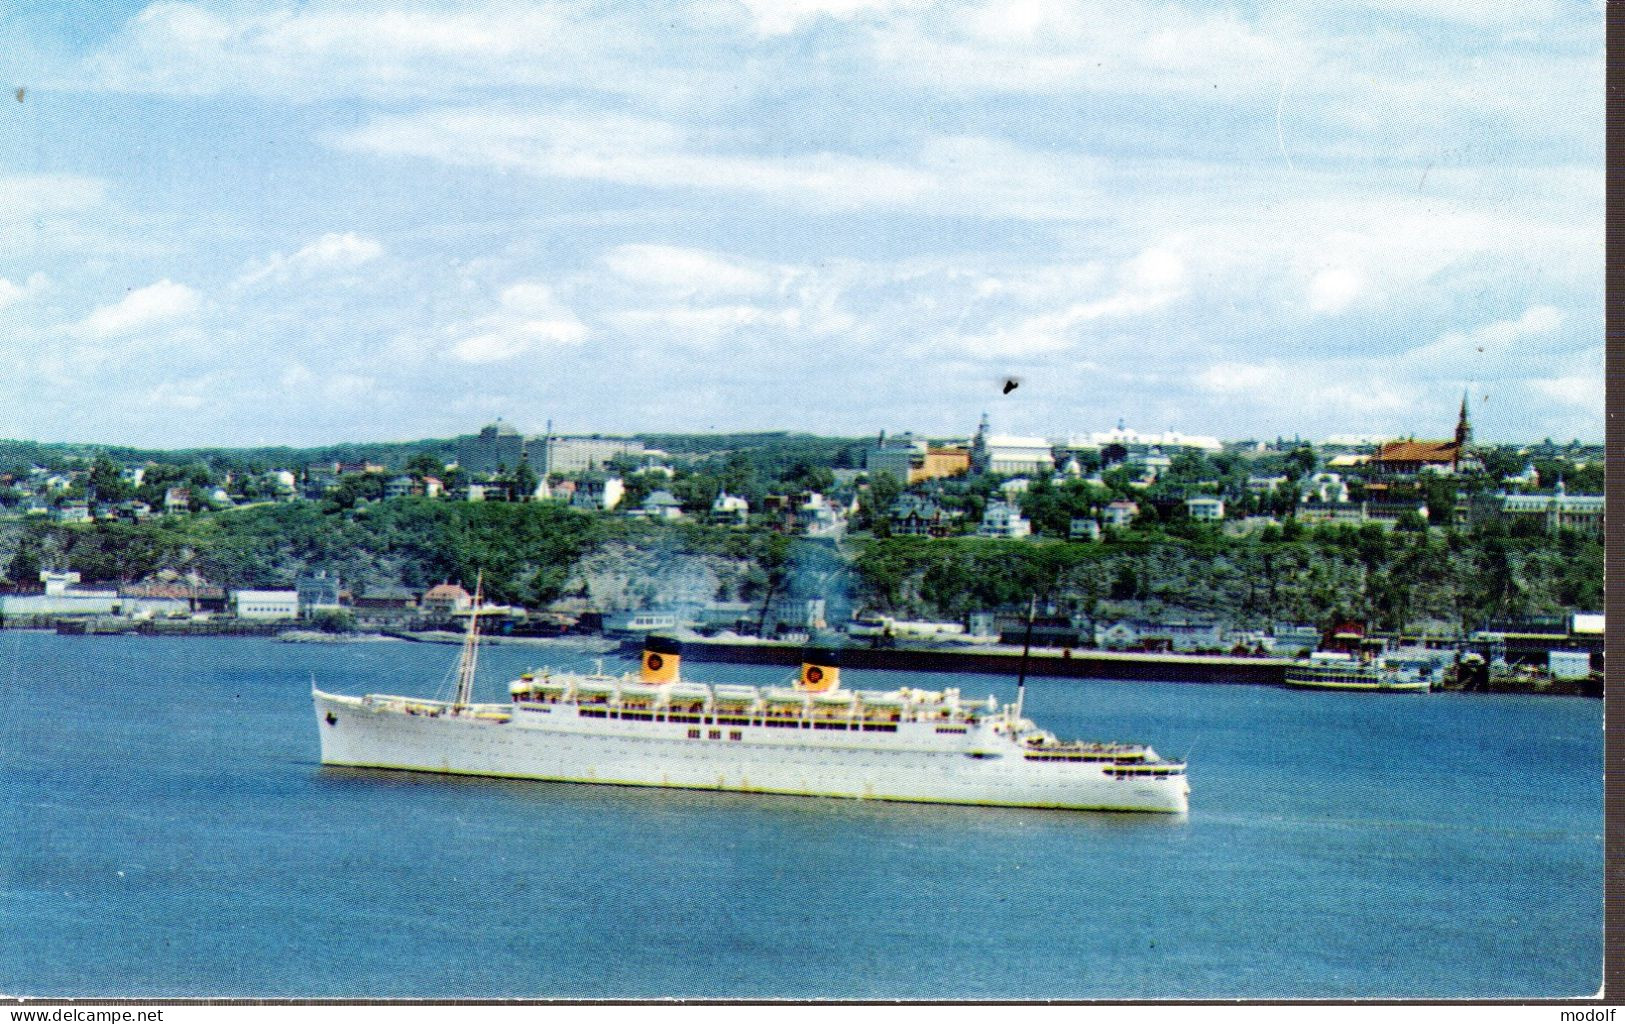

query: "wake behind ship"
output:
313 612 1189 814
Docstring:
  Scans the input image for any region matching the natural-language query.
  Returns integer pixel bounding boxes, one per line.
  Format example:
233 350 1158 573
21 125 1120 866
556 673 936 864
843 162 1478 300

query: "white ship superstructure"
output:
313 611 1189 813
1283 650 1437 693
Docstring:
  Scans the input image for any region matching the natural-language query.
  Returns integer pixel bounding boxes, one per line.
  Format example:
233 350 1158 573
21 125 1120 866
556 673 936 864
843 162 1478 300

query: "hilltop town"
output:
0 401 1603 676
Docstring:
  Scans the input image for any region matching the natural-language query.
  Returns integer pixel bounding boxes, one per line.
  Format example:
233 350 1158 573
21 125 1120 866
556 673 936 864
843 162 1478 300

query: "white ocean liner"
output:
313 599 1189 814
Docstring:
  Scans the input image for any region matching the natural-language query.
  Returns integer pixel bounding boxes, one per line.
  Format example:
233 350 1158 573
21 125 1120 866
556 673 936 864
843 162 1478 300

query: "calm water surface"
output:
0 633 1602 998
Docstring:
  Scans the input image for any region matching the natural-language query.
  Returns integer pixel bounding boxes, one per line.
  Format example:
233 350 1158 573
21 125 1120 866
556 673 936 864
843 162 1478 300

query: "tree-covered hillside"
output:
0 496 1601 634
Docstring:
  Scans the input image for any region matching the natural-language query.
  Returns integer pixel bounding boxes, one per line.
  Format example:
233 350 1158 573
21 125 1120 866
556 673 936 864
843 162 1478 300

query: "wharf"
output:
618 636 1292 685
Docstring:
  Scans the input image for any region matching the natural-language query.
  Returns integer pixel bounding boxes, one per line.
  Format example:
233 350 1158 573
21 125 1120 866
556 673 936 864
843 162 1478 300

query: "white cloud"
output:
1350 0 1570 26
280 363 379 402
1527 372 1602 410
735 0 926 35
1307 268 1364 314
1195 358 1419 421
237 232 384 286
1187 303 1594 439
1142 181 1598 327
142 376 214 412
1196 362 1277 395
76 279 200 338
1404 305 1566 376
951 244 1186 358
0 273 48 311
0 175 108 223
872 0 1309 98
81 2 680 102
448 282 587 364
604 245 775 298
609 304 799 342
340 111 1115 218
341 107 936 210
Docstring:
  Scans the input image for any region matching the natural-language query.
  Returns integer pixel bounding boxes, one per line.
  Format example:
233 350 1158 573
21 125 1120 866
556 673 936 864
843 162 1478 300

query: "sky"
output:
0 0 1604 448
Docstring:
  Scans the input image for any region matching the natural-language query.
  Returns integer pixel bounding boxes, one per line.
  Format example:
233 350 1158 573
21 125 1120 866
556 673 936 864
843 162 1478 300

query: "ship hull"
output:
314 690 1188 813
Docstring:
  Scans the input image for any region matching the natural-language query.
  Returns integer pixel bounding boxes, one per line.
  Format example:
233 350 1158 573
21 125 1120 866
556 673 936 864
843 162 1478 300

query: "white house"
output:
234 590 300 620
977 500 1032 539
1069 517 1101 542
422 583 474 617
1139 454 1172 478
711 492 750 526
1186 497 1225 521
797 492 848 537
1102 500 1140 528
632 490 685 520
1300 472 1350 504
268 469 297 495
572 476 625 511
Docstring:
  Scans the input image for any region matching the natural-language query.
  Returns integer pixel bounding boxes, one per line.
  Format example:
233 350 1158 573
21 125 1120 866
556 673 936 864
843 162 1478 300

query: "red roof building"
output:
421 583 473 616
1368 393 1472 476
1369 438 1462 474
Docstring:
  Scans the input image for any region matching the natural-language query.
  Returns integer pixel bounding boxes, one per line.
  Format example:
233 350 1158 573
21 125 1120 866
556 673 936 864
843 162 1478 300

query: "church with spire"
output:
969 413 1056 476
1368 392 1476 476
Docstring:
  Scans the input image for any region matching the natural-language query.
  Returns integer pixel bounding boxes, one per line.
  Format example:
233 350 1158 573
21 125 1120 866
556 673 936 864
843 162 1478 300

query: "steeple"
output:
972 413 991 475
1455 390 1472 450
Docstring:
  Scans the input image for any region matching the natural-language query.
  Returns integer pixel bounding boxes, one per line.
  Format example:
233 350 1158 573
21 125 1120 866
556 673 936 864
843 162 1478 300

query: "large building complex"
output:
455 421 661 477
970 415 1055 476
456 420 527 475
536 435 658 477
865 433 971 485
1061 420 1223 455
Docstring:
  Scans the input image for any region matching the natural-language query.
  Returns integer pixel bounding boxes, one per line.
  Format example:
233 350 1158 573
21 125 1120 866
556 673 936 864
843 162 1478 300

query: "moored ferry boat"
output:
313 599 1189 814
1284 651 1437 693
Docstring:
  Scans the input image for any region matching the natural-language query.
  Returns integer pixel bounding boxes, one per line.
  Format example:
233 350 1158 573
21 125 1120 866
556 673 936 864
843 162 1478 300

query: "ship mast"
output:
453 571 484 711
1014 594 1035 724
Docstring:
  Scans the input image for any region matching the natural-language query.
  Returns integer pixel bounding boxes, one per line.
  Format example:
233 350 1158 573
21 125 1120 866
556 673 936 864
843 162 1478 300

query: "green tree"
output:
5 534 44 585
88 457 131 504
1285 446 1317 479
308 609 356 633
513 456 539 501
405 453 444 480
1423 478 1458 527
859 473 902 533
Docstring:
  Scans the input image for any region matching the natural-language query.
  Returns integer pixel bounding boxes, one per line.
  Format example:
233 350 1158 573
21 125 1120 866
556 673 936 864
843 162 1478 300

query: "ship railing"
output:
369 694 500 718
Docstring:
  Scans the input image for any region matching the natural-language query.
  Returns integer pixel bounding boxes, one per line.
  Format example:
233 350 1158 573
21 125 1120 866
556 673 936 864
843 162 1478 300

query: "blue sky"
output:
0 0 1603 447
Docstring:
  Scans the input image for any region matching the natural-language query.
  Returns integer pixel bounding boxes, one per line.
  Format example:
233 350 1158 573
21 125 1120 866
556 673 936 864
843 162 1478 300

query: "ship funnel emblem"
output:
640 635 682 685
798 649 841 692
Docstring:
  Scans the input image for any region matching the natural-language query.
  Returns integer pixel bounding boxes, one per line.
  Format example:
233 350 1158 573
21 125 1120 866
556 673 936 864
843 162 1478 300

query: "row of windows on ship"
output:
508 687 977 723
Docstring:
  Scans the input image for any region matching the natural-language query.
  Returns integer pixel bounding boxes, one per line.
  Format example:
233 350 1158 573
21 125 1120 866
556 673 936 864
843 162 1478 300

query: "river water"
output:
0 633 1602 999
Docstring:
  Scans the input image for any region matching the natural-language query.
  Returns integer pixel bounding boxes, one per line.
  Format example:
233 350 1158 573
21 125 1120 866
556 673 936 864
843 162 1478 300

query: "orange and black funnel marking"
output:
798 648 841 692
640 634 681 685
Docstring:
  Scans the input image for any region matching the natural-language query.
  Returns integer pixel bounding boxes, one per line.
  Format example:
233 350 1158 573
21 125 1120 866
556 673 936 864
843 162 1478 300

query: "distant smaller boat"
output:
1284 651 1437 693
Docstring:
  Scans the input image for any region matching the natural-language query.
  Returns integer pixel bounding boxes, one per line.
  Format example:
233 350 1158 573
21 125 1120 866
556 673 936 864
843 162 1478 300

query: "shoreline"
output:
2 620 1596 696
